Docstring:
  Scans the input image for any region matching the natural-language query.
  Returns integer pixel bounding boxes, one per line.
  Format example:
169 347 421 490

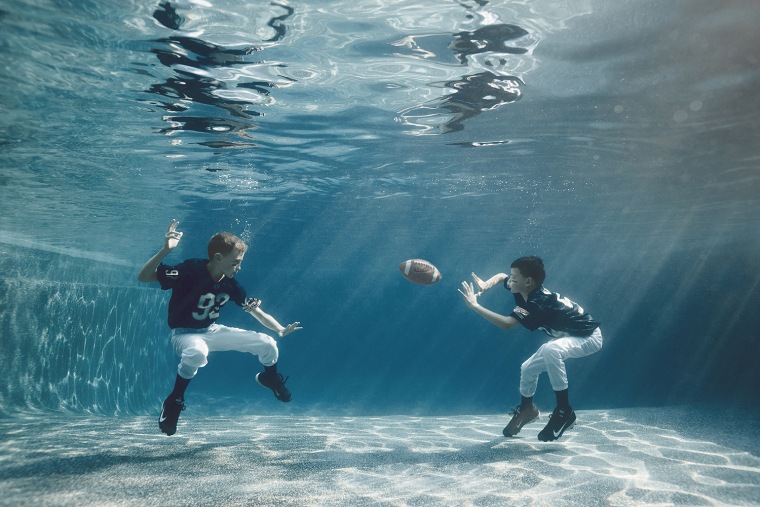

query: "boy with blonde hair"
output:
138 220 301 436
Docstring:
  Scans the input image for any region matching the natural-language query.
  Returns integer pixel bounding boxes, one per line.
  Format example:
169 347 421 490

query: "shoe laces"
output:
275 375 289 389
263 372 289 388
550 407 569 419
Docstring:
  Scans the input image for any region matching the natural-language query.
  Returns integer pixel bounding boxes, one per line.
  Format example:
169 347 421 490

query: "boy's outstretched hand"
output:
165 219 183 250
279 322 302 337
470 272 488 293
458 281 480 308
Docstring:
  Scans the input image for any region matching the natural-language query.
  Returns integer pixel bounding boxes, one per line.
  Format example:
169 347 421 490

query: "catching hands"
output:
470 272 488 293
165 219 183 250
458 280 481 308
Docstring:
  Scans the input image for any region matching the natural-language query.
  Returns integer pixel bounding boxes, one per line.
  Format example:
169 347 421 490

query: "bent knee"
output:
583 335 603 355
182 345 209 367
242 333 279 366
520 357 535 374
259 339 279 366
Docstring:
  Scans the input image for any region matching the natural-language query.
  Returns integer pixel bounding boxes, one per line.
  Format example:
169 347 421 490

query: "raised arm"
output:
471 272 509 294
458 280 520 331
243 298 302 338
137 219 183 283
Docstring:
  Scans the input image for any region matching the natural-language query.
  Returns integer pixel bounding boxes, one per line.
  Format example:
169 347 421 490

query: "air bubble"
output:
673 110 688 123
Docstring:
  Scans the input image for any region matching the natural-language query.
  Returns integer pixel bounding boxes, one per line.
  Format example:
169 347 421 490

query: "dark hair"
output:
511 256 546 285
207 232 248 259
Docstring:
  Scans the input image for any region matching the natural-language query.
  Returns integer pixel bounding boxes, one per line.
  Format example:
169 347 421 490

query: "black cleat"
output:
537 406 576 442
158 395 186 436
256 371 291 402
503 404 540 437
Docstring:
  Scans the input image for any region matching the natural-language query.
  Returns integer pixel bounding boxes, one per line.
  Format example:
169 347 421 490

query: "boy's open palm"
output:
471 273 487 292
458 281 480 307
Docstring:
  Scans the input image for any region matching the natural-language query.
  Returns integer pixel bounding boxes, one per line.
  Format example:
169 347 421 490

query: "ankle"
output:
554 388 569 409
171 374 191 399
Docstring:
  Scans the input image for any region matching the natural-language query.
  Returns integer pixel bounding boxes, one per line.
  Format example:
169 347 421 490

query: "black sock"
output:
264 363 278 375
520 395 534 408
555 389 570 410
170 374 191 399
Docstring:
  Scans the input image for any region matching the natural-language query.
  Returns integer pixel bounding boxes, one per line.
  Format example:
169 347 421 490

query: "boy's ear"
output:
211 252 222 262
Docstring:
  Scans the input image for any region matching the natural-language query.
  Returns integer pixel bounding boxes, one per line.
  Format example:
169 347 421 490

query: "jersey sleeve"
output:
156 261 185 291
510 306 543 331
509 292 544 331
232 282 247 306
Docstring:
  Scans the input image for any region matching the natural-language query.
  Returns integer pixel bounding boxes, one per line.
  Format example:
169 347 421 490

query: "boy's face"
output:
507 267 532 294
216 248 246 279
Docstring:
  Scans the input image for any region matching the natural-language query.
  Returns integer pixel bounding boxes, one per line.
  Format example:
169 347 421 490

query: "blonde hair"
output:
207 232 248 259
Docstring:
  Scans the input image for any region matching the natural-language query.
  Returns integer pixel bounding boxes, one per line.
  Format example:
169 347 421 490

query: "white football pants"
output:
171 323 279 380
519 327 603 397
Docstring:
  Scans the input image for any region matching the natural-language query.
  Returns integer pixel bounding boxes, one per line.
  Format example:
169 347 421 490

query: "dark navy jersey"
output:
506 282 599 338
157 258 247 329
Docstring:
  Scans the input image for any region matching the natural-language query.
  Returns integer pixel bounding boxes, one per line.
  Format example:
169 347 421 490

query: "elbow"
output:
499 317 519 331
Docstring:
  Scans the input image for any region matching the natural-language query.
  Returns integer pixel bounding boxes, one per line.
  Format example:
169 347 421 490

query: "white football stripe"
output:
404 260 412 275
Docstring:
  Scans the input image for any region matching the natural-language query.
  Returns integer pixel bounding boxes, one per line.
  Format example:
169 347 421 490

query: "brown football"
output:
399 259 442 285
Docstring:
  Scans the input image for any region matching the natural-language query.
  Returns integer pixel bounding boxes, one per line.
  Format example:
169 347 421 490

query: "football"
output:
399 259 442 285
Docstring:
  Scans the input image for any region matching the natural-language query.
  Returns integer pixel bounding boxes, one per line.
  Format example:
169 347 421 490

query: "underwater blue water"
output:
1 0 760 420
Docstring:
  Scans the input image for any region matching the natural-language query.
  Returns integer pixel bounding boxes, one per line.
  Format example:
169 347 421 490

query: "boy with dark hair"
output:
138 219 302 436
458 256 602 441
